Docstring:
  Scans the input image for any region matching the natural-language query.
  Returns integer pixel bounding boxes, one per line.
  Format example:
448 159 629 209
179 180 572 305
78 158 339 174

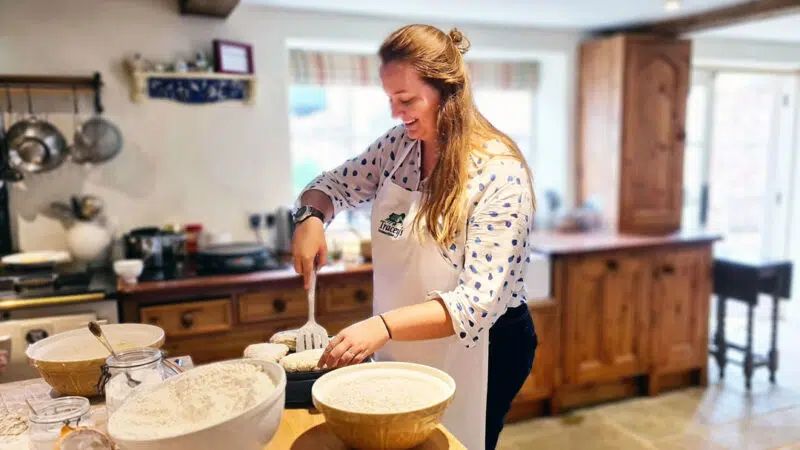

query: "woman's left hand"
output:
318 316 390 369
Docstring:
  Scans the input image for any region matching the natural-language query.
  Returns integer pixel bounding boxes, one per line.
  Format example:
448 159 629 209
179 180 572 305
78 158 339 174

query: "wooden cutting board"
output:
265 408 465 450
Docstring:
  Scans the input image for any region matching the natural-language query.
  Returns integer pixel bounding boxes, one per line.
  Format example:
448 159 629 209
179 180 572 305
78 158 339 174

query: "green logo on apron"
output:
378 212 406 238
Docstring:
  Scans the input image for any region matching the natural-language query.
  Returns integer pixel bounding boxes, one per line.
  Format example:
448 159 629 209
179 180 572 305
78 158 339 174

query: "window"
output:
288 49 538 234
682 69 796 259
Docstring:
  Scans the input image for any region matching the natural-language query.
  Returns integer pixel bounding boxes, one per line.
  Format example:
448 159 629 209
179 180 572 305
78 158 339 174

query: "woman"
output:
291 24 537 450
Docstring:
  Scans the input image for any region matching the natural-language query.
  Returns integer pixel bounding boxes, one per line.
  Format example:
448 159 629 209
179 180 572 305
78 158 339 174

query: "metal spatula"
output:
296 271 329 352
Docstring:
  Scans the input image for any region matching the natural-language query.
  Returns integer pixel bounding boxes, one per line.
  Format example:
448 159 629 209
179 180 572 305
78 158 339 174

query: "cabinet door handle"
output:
272 298 287 313
605 260 618 271
180 310 198 329
662 265 675 274
354 289 368 303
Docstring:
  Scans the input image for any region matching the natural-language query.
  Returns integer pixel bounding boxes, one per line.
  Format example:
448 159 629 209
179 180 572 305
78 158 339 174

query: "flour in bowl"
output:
108 362 275 440
321 369 451 414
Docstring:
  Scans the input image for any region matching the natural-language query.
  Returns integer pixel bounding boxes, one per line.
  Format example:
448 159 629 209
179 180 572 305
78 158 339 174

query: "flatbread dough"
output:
280 348 325 373
269 329 298 351
243 343 290 363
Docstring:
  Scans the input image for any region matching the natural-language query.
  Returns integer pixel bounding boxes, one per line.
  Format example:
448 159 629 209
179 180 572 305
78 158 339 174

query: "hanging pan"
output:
5 87 67 173
70 88 123 164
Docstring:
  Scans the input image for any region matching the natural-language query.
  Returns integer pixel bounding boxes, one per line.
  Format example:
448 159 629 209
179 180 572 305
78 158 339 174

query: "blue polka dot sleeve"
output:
298 125 407 216
429 159 534 349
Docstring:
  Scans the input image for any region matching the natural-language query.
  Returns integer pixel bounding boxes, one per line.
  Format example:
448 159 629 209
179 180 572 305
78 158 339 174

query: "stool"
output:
709 254 792 390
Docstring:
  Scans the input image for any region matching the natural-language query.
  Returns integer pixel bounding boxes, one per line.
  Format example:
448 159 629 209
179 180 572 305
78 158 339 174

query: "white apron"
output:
371 141 489 450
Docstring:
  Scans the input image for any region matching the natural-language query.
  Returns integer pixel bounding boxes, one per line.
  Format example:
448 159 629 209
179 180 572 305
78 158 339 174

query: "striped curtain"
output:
289 49 539 90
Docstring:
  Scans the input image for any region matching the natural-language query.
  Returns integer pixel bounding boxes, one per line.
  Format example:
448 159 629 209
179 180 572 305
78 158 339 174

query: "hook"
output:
92 72 104 114
25 86 33 117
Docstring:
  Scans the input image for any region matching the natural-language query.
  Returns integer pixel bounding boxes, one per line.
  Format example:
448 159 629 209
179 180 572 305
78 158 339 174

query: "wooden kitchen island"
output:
508 229 722 420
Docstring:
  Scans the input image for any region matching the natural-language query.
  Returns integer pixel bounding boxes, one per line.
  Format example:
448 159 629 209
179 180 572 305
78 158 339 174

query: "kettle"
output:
272 206 295 255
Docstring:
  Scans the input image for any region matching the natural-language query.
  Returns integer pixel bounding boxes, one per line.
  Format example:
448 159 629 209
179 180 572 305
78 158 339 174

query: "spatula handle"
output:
307 271 316 323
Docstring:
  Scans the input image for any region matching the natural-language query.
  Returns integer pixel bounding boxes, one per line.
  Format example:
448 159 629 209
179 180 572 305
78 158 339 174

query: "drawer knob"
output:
180 312 195 329
273 298 286 313
354 289 368 303
662 265 675 274
606 260 618 271
147 316 159 325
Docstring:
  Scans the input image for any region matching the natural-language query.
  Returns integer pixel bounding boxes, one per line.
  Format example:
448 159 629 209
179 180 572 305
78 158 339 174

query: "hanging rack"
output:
0 72 104 114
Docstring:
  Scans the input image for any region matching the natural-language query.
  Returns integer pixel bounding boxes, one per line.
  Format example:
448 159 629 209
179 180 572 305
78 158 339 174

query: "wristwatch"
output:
293 205 326 225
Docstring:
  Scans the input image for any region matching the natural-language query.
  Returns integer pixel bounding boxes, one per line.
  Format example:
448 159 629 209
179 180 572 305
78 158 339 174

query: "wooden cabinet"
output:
507 299 559 422
649 247 712 393
238 286 308 323
563 253 650 385
559 246 711 391
141 298 232 338
532 235 716 415
120 268 375 365
577 34 691 234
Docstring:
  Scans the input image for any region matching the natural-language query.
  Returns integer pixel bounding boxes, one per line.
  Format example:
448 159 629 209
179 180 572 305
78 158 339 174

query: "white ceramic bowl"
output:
108 358 286 450
113 259 144 284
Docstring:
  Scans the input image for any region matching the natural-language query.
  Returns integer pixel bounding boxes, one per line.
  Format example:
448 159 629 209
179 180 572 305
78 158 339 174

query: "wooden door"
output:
650 246 711 375
563 253 651 385
619 37 691 234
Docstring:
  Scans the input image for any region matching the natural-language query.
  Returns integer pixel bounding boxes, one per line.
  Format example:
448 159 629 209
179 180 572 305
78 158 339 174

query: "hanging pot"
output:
0 87 23 182
5 88 67 174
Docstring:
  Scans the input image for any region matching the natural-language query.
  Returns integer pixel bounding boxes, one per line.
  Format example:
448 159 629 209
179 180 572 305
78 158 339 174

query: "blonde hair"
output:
379 24 536 248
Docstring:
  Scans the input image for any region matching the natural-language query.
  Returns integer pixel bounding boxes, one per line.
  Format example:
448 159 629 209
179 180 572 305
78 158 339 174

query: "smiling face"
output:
380 60 441 144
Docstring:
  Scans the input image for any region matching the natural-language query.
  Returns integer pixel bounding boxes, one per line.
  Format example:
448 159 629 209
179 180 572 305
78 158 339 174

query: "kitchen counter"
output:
116 262 373 295
0 363 464 450
528 228 722 255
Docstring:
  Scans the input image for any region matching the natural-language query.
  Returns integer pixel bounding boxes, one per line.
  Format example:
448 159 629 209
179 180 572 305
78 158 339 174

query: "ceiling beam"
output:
178 0 241 19
596 0 800 37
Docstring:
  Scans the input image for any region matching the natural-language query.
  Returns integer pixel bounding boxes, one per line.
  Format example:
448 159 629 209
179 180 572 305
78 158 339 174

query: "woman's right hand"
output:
291 218 328 290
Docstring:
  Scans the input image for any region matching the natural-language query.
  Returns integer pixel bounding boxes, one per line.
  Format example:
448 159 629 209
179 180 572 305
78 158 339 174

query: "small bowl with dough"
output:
312 361 455 449
243 343 290 363
25 323 165 396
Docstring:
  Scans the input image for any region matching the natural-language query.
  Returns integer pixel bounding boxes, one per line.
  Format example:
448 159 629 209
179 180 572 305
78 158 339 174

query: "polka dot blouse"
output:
300 124 535 348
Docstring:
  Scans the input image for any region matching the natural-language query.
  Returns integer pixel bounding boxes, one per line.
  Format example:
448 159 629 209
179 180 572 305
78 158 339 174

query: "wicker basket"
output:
26 324 165 397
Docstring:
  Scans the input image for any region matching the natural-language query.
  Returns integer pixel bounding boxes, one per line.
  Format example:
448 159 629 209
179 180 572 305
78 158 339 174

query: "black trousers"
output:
486 303 537 450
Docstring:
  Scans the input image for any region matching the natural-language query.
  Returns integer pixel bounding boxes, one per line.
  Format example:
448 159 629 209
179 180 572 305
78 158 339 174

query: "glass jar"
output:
99 348 178 416
28 396 93 450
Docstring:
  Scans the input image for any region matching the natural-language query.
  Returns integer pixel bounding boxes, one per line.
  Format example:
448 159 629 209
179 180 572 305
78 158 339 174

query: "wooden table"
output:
267 408 464 450
0 358 464 450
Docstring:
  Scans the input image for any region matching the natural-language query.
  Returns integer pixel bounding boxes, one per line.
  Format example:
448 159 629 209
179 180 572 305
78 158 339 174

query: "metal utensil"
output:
88 321 140 387
295 271 329 352
24 399 38 416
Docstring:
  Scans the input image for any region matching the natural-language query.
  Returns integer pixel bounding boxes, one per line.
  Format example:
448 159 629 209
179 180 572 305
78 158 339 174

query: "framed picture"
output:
213 39 254 74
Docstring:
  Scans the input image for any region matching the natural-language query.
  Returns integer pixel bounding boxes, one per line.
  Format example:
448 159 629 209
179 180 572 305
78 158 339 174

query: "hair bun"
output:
448 28 470 55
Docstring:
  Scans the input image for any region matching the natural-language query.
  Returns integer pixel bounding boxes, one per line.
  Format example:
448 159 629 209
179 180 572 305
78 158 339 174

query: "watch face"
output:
293 206 309 222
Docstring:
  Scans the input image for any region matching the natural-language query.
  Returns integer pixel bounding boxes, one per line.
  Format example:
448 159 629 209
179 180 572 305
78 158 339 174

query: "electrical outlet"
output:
248 213 262 231
264 213 276 229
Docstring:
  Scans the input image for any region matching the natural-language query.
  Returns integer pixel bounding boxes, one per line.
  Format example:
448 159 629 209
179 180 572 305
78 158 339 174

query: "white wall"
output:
0 0 580 252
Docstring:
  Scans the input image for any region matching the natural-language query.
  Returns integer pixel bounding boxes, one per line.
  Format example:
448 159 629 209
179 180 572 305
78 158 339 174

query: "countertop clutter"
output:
0 375 463 450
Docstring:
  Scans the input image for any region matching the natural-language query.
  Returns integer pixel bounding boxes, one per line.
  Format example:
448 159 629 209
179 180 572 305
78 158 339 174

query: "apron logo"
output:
378 212 406 239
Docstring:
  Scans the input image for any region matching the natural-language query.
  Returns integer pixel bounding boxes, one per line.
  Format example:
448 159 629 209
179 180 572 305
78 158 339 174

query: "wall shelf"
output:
0 73 104 113
129 71 257 105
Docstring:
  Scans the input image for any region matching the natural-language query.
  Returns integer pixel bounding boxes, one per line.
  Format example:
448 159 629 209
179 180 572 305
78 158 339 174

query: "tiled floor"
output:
498 297 800 450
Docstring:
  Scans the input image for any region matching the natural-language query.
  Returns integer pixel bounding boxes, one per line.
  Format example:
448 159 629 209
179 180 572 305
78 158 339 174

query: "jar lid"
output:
105 348 162 369
29 396 90 424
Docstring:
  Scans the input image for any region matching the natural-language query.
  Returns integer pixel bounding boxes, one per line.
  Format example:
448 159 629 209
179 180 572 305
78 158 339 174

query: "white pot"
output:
65 221 113 263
